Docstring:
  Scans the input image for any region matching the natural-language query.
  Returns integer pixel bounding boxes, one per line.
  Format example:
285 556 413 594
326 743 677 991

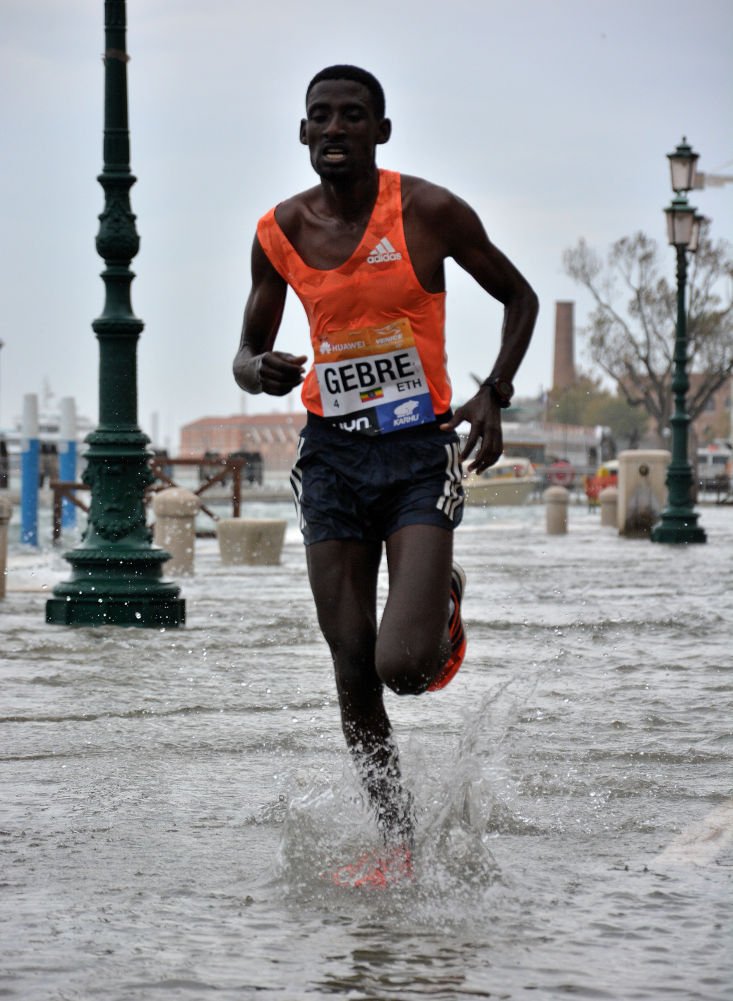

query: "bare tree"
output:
563 229 733 440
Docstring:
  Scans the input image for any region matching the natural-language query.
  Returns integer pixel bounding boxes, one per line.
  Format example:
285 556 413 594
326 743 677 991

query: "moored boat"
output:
463 456 537 506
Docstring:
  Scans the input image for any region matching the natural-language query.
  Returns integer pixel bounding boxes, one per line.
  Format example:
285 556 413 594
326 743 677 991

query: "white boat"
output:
463 456 537 506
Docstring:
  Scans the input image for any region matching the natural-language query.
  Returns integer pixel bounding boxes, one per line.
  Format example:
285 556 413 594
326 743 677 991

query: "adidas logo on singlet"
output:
367 236 403 264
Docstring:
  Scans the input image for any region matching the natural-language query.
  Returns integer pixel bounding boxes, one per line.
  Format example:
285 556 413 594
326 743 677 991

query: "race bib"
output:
314 318 436 435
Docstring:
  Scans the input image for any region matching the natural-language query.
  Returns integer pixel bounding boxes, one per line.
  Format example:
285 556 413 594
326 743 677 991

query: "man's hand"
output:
440 387 503 473
258 351 308 395
234 350 307 396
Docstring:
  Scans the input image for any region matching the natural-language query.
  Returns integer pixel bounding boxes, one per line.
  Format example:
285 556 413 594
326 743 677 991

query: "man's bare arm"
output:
430 190 538 473
233 236 307 396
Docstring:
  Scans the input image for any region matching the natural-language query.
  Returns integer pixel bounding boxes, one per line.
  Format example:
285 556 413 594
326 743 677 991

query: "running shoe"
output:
427 562 467 691
329 845 413 890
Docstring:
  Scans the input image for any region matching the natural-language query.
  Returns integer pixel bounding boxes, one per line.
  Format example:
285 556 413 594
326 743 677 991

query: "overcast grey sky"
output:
2 0 731 449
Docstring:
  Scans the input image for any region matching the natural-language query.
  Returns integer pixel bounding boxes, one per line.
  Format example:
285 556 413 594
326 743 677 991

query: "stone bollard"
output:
216 517 287 566
617 450 671 537
152 488 200 576
0 496 12 599
544 485 569 535
599 486 618 528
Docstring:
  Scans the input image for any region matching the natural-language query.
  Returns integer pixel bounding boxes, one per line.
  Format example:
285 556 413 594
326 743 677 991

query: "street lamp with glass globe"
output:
651 138 707 544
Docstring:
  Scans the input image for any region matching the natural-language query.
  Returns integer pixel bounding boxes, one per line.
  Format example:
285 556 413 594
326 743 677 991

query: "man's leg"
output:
306 539 413 844
377 524 454 694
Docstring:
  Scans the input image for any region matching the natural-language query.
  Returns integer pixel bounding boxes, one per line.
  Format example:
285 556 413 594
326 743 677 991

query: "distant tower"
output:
553 301 577 392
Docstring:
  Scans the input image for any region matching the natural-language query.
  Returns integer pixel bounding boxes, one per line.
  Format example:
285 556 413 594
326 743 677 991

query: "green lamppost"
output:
46 0 185 625
651 138 707 545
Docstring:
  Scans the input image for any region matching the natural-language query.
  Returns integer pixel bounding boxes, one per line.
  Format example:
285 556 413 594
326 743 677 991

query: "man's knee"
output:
375 640 440 696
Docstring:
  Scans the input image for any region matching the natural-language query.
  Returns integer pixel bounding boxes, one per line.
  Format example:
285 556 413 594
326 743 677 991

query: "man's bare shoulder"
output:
400 174 469 224
272 186 321 230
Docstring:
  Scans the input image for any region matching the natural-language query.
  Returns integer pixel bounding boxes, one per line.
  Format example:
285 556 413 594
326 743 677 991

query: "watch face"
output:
483 377 514 406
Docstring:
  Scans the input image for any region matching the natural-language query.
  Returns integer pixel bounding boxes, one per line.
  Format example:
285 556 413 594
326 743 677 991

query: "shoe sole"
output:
427 562 466 692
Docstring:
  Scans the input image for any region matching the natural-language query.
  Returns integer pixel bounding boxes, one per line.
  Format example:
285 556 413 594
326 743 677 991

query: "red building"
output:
690 375 731 445
180 412 307 474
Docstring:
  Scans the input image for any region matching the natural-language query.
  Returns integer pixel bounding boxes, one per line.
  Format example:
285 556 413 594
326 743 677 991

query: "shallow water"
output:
1 502 732 1000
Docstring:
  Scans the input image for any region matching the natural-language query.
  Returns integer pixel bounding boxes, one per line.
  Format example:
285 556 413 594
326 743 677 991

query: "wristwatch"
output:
482 376 514 409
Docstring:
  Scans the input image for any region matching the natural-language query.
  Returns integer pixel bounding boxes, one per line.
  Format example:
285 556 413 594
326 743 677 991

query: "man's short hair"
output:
306 65 386 120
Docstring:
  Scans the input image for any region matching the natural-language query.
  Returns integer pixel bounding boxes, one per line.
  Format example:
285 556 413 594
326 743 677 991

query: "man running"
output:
233 65 537 849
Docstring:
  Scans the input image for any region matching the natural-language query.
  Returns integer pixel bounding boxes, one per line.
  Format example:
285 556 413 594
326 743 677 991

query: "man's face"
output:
300 79 390 181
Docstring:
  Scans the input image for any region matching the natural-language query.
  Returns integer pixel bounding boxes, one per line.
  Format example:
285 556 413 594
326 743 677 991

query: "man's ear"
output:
377 118 392 145
299 119 307 145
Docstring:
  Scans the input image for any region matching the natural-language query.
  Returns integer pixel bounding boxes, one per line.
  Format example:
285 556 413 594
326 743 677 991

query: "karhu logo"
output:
394 400 419 419
367 236 403 264
393 399 421 427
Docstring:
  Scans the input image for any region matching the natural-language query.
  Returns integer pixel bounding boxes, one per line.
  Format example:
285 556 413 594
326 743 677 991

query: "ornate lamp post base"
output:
652 443 707 544
46 558 185 627
651 512 707 545
46 432 185 626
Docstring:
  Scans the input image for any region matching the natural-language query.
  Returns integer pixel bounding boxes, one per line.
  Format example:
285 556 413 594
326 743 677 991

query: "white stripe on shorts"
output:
436 440 463 522
289 435 306 532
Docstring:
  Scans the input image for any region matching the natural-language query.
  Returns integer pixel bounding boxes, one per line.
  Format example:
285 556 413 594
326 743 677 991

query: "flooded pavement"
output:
1 501 732 1000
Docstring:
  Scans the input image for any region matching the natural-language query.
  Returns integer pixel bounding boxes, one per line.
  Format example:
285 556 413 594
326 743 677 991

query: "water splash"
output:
273 672 543 927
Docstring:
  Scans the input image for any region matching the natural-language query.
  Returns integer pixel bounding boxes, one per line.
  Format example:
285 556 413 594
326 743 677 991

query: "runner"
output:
233 65 538 854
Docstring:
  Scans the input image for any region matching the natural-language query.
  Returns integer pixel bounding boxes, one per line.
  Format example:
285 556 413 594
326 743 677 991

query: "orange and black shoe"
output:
329 845 413 890
427 563 467 692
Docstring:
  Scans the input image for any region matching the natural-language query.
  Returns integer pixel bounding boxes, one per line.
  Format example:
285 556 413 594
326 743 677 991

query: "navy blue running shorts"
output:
290 414 464 546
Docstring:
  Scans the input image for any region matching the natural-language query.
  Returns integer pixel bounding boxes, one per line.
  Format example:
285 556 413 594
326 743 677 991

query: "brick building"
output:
690 374 732 445
551 298 731 447
180 412 307 474
622 374 732 447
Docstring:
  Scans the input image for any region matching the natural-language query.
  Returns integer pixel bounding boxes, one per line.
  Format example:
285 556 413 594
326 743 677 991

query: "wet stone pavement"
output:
1 500 732 1000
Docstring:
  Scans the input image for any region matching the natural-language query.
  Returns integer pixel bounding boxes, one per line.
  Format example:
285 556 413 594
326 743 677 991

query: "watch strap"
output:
481 376 514 409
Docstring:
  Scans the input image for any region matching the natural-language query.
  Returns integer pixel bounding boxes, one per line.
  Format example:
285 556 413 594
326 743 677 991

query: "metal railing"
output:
50 455 247 543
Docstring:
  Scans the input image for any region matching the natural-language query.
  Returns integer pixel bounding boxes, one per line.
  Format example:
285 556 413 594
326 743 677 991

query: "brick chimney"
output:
553 301 576 392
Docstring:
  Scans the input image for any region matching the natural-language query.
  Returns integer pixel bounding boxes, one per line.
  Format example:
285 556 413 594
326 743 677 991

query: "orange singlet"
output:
256 169 452 435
